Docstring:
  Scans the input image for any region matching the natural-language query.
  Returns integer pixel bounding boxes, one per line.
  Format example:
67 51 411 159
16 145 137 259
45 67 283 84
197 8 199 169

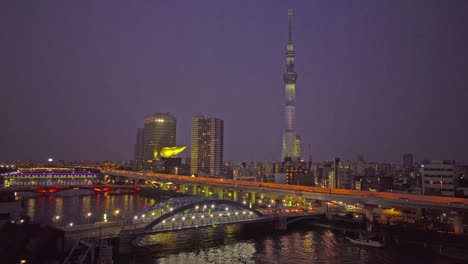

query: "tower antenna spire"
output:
288 9 293 42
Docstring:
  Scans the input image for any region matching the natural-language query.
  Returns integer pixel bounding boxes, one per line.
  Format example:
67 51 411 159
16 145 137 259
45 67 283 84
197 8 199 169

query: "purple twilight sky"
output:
1 1 468 163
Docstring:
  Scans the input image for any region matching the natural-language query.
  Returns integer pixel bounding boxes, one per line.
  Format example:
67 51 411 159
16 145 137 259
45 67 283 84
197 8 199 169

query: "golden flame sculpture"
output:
159 146 187 158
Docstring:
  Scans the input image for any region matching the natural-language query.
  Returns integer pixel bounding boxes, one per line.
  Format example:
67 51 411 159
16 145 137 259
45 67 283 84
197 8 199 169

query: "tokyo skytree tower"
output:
282 9 299 161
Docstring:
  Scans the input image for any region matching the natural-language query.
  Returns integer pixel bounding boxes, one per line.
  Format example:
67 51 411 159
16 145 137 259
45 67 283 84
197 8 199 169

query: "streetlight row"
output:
52 209 121 226
160 211 255 225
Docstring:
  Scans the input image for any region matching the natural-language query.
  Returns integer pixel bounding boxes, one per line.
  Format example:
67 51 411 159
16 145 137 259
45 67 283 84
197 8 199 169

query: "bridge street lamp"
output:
114 210 120 222
52 215 60 226
86 212 92 224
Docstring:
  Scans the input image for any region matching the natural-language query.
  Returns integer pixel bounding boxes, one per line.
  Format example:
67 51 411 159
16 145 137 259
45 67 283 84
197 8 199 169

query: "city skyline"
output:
1 1 468 163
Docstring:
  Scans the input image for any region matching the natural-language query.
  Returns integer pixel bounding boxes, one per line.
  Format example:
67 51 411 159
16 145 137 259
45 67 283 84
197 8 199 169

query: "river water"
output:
20 190 461 264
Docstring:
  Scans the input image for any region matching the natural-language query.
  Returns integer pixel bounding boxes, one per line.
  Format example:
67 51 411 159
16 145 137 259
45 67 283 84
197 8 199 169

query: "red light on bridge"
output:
92 187 114 193
48 188 60 194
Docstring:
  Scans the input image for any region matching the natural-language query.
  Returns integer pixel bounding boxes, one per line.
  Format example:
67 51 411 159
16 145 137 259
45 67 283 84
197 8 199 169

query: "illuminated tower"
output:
282 9 299 161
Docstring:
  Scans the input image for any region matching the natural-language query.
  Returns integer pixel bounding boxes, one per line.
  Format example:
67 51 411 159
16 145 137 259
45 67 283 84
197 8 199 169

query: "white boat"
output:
346 236 384 247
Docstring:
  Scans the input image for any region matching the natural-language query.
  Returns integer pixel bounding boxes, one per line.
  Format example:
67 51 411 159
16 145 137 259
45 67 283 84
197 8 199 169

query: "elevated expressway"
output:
103 170 468 210
103 169 468 234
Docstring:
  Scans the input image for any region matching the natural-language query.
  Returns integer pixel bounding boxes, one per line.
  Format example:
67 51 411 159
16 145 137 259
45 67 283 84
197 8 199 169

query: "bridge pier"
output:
233 190 238 201
452 211 464 234
363 204 377 222
218 188 224 199
192 185 198 195
204 186 210 197
118 231 134 255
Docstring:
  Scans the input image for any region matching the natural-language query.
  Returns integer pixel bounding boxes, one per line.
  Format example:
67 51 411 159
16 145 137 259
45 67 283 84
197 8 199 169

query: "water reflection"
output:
22 190 156 226
128 223 459 264
21 192 461 264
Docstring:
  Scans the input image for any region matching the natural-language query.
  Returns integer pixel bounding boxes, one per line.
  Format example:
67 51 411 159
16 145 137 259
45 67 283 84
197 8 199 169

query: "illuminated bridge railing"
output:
2 171 98 188
126 197 267 233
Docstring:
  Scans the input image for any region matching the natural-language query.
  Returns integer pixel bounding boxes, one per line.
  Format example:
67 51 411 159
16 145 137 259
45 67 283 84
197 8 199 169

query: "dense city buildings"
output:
421 160 457 196
354 175 393 192
281 9 299 162
190 115 224 177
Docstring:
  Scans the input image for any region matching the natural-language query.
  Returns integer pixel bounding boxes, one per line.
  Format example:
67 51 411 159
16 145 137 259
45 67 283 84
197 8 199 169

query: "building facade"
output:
421 160 456 196
142 113 177 164
282 9 299 161
190 116 224 177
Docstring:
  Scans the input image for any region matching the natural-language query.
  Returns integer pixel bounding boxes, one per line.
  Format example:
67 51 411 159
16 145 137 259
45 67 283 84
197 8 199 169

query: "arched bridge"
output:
129 196 270 233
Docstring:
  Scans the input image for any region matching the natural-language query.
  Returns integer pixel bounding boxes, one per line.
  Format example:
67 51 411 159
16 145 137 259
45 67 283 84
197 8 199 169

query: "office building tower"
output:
142 113 176 163
281 9 299 161
191 116 224 177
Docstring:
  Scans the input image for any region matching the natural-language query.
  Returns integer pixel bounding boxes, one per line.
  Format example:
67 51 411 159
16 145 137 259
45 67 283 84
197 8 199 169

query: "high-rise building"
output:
421 160 456 196
191 115 224 177
142 113 176 163
282 9 299 161
133 128 144 169
331 157 341 188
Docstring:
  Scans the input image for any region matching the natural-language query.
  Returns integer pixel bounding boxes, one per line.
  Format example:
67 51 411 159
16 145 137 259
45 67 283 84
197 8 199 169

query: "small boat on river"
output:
345 235 384 248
